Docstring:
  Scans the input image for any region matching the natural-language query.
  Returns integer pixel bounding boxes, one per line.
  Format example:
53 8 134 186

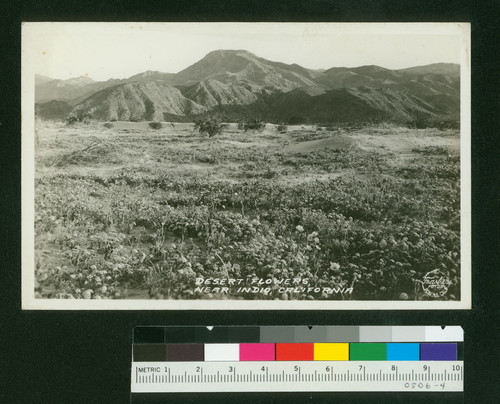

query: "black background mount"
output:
1 1 499 403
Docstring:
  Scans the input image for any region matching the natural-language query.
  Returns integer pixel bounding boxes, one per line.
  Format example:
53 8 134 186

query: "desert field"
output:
33 121 460 301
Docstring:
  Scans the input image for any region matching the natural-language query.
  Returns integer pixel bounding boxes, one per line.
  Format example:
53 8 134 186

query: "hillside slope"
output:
35 100 73 121
179 79 259 108
73 81 208 121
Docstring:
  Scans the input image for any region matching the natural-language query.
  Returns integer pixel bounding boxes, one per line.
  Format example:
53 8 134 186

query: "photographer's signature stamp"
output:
421 269 452 298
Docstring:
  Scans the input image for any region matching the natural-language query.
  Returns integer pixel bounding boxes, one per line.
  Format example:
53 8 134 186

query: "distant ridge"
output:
35 50 460 125
396 63 460 76
35 74 55 85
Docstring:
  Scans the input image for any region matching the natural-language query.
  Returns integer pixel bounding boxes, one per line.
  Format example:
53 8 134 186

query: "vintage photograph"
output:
22 23 471 309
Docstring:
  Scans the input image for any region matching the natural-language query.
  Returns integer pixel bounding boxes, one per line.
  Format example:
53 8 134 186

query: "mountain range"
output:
35 49 460 125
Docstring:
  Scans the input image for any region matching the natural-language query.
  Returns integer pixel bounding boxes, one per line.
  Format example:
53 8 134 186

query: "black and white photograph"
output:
22 22 471 309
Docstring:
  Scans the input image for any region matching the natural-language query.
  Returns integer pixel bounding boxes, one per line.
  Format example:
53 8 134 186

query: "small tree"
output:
194 115 228 137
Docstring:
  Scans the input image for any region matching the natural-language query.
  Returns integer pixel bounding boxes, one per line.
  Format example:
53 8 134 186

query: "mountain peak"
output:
205 49 254 57
127 70 175 84
141 70 161 76
64 76 95 85
199 49 262 64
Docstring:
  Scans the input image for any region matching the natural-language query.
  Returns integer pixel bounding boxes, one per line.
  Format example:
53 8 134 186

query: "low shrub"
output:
149 122 163 130
103 122 114 129
66 115 78 125
276 123 288 133
66 110 93 126
244 118 266 131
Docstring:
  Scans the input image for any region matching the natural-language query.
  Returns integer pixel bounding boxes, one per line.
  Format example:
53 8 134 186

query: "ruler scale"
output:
131 326 463 394
132 361 462 392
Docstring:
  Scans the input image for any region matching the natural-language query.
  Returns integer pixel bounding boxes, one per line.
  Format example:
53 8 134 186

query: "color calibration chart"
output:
131 326 463 393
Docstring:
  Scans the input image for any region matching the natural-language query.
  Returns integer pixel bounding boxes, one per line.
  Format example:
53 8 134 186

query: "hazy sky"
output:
23 23 467 82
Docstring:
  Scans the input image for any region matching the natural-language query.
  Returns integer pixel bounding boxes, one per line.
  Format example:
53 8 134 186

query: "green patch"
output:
350 344 387 361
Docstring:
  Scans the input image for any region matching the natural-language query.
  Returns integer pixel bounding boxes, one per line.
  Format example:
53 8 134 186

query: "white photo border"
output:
21 22 471 310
